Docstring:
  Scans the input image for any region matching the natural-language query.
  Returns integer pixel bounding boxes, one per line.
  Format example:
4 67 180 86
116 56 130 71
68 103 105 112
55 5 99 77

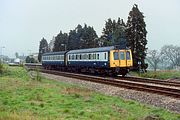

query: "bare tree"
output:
146 50 161 71
161 45 180 68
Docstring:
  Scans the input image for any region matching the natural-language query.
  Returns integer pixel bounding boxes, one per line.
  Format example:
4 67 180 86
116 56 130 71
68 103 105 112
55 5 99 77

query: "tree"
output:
146 50 161 71
38 37 49 62
53 31 68 52
67 24 98 50
80 24 98 49
101 18 116 46
101 18 126 47
68 29 79 50
25 56 37 63
15 52 19 58
161 45 180 68
126 4 148 71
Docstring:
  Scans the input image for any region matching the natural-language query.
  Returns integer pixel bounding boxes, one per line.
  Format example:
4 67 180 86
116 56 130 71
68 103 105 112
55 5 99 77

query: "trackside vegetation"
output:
0 66 180 120
130 71 180 80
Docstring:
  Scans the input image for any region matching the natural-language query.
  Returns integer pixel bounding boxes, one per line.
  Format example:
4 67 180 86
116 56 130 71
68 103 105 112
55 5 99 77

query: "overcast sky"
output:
0 0 180 58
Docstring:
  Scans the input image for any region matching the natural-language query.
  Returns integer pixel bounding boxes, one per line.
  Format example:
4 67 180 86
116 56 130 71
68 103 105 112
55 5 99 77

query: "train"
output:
42 46 133 76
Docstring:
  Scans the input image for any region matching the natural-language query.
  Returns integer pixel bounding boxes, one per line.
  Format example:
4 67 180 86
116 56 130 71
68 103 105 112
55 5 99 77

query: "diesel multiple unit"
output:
42 46 133 76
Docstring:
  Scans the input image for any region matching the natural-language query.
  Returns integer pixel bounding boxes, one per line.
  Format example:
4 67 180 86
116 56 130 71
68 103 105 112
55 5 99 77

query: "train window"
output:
126 51 131 60
104 53 107 60
83 54 85 59
91 54 93 60
69 55 71 60
120 52 125 60
72 55 74 60
93 54 95 59
97 54 99 60
76 55 78 60
86 54 88 59
80 54 82 59
114 52 119 60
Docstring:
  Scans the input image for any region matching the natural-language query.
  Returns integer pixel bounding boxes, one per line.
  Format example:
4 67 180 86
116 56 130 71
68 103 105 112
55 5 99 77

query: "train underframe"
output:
43 64 129 77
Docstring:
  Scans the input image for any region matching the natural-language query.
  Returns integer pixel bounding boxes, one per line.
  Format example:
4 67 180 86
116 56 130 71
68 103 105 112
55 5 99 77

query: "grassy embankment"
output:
130 70 180 80
0 66 180 120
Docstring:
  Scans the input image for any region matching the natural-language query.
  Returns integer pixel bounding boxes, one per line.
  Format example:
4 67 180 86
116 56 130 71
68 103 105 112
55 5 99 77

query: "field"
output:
0 66 180 120
130 70 180 80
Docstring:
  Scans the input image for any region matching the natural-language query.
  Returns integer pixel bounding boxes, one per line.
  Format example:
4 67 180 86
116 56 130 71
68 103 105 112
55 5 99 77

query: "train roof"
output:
67 46 115 54
42 51 66 56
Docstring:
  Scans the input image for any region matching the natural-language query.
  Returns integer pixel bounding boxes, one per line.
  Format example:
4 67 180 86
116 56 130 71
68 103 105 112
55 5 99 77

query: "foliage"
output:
15 52 19 58
146 50 162 71
0 66 179 119
79 24 98 49
139 70 180 80
35 67 41 82
0 60 3 73
25 56 37 63
101 18 126 47
126 4 148 70
68 29 80 50
53 24 98 52
38 37 49 62
69 24 98 50
161 45 180 68
53 31 68 52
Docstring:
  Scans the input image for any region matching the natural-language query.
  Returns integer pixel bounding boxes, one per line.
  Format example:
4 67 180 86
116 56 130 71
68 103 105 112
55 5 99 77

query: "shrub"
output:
0 60 4 73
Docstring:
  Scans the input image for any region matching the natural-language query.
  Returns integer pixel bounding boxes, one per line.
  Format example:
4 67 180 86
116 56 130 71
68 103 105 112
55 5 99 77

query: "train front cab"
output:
110 49 133 76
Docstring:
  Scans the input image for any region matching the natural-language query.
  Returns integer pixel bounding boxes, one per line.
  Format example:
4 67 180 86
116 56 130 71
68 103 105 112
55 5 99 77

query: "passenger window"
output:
113 52 119 60
120 52 125 60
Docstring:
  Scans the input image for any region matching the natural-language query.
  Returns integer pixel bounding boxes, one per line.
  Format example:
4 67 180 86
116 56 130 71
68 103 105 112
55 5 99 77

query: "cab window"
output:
113 52 119 60
126 51 131 60
120 52 125 60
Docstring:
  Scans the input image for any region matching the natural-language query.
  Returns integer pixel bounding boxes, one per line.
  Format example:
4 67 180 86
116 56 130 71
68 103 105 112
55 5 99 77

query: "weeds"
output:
0 60 3 73
35 67 41 82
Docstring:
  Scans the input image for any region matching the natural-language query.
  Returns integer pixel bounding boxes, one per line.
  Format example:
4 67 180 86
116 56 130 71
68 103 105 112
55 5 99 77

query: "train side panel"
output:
67 51 110 68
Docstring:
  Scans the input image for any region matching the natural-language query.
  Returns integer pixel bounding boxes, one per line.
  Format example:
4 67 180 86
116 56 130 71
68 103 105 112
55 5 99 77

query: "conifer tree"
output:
126 4 148 70
101 18 126 47
53 31 68 52
38 37 49 62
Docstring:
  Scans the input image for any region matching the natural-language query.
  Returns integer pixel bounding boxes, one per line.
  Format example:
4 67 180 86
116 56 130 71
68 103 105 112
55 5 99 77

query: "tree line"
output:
38 4 147 70
147 45 180 71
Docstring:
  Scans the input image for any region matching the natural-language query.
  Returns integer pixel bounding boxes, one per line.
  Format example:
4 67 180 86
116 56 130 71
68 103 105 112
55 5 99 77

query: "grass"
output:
0 66 180 119
130 70 180 80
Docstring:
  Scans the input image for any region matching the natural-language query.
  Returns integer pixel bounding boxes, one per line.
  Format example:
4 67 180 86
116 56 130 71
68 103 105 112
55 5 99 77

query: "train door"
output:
110 50 120 67
126 50 133 67
119 50 126 67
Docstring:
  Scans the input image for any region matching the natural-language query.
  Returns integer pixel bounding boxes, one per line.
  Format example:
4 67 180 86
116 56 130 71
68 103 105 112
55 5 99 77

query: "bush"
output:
35 67 41 82
0 60 4 73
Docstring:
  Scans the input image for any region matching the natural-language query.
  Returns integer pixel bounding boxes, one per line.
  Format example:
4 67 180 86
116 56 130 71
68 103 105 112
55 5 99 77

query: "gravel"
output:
38 72 180 113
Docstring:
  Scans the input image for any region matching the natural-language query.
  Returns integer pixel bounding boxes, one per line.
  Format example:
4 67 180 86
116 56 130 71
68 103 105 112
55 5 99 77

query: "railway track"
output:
116 76 180 87
25 64 180 88
26 65 180 99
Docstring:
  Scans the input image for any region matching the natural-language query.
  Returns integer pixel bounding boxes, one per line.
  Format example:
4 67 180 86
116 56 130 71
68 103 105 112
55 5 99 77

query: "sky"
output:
0 0 180 58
